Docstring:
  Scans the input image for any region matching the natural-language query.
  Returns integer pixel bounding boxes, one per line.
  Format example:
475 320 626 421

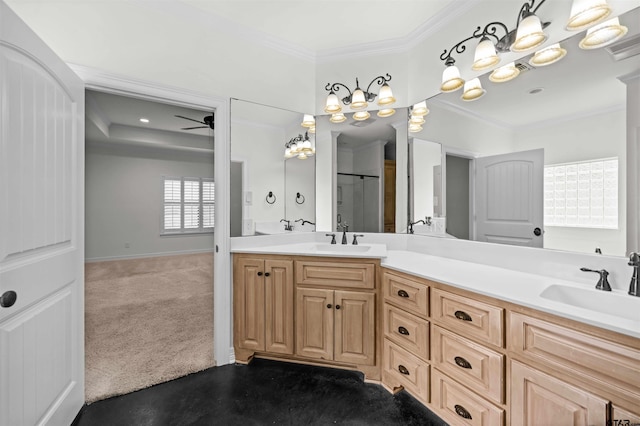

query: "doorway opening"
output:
84 89 215 402
445 154 471 240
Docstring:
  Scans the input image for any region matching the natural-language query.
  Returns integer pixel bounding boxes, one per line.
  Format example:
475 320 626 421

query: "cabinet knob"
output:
454 310 472 322
454 356 472 369
327 304 332 309
397 289 409 298
335 305 341 310
454 404 472 420
398 365 410 375
257 272 263 276
1 291 17 308
264 272 270 277
398 326 410 336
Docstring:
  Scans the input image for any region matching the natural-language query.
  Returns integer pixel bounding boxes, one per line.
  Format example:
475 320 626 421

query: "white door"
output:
0 2 85 425
474 149 544 247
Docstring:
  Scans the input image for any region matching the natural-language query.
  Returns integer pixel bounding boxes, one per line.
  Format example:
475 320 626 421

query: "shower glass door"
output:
337 173 380 233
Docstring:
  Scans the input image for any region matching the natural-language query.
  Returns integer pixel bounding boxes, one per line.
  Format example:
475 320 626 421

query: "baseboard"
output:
85 248 214 263
229 347 236 364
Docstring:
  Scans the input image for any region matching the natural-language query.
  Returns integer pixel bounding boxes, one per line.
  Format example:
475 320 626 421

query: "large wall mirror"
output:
230 99 316 236
409 6 639 256
316 108 408 233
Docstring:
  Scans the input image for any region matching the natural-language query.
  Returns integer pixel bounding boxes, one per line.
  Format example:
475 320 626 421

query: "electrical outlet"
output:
243 219 253 235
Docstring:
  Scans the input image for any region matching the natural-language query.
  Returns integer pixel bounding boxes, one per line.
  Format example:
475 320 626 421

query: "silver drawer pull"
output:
454 356 472 369
454 310 472 321
398 365 410 375
454 404 472 420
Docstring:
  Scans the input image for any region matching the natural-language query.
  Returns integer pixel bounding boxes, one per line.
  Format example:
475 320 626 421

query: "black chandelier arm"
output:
440 30 481 62
517 0 546 26
324 82 352 97
364 73 392 93
477 21 510 44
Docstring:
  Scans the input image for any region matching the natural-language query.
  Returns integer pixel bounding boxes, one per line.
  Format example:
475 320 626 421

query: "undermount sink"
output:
540 284 640 322
313 244 372 253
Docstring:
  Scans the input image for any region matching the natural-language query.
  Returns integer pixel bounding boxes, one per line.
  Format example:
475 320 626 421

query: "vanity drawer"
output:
432 326 504 404
383 271 429 317
382 338 429 404
295 260 375 289
431 369 504 426
431 288 503 348
383 303 429 361
508 312 640 402
612 405 640 424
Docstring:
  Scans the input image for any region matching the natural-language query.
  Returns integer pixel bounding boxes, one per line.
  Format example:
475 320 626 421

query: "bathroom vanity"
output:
231 237 640 425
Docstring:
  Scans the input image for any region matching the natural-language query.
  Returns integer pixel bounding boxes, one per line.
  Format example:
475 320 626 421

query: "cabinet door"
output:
510 361 608 426
264 259 294 354
334 291 376 365
234 258 265 351
296 288 334 360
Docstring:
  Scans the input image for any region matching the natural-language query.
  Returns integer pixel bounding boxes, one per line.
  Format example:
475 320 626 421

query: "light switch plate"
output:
245 191 252 206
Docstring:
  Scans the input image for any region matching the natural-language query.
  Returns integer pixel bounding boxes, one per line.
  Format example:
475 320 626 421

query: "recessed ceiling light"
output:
529 88 544 95
139 118 150 123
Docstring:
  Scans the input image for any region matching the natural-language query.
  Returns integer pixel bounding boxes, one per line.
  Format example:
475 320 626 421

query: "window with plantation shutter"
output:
162 177 215 234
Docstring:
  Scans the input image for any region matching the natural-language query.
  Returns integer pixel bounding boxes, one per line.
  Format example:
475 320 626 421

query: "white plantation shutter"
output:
162 177 214 233
544 158 618 229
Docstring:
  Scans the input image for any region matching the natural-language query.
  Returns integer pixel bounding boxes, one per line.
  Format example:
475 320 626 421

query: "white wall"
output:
512 109 627 256
411 138 441 220
85 143 214 260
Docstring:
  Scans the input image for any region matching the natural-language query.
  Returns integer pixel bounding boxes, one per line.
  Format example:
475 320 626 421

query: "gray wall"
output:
446 155 470 240
230 161 243 237
85 142 214 260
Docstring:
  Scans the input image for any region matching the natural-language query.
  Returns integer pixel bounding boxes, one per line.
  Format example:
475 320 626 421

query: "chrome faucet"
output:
340 222 349 244
408 219 425 234
628 252 639 297
280 219 292 231
580 267 612 291
425 216 432 226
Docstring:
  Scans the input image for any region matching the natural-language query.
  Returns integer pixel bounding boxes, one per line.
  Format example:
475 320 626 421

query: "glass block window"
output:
163 177 215 234
544 158 618 229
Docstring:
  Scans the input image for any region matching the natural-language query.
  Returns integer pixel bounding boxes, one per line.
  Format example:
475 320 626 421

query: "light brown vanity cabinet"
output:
295 258 378 369
233 255 294 360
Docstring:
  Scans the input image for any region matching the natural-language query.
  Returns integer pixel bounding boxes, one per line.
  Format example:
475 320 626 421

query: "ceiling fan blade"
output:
181 126 209 130
175 115 205 125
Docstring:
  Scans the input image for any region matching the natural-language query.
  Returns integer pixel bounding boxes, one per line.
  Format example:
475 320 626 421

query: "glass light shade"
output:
440 65 464 92
303 140 311 149
461 78 486 101
529 43 567 67
290 142 298 153
409 115 425 125
353 110 370 121
579 17 628 49
298 152 308 160
324 92 342 114
411 101 429 116
284 148 292 158
377 83 396 106
301 114 315 128
472 38 500 71
489 62 520 83
377 108 396 118
330 112 347 123
408 123 423 133
350 88 368 110
511 14 547 52
308 125 316 134
566 0 611 31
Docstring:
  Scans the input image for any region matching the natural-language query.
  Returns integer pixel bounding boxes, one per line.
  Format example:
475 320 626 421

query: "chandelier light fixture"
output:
439 0 551 96
324 74 396 122
408 101 430 133
301 113 316 134
285 132 315 160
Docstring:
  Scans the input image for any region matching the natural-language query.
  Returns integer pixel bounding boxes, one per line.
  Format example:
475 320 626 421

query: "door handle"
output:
257 272 263 276
1 291 17 308
533 227 542 236
264 272 270 277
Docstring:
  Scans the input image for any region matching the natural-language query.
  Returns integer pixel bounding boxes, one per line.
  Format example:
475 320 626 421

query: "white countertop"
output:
231 240 640 339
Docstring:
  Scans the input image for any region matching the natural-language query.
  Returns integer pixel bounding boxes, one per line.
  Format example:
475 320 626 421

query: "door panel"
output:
296 288 333 360
334 291 375 365
475 149 543 247
0 2 85 424
233 258 265 351
264 259 293 354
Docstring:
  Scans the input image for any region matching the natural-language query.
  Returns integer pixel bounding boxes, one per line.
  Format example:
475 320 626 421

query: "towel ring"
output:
266 191 276 204
296 192 305 204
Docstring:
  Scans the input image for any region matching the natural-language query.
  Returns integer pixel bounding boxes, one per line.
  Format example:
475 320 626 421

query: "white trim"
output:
71 64 233 366
85 248 215 263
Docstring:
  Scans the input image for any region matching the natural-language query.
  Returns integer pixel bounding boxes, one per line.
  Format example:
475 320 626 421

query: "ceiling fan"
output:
175 114 214 130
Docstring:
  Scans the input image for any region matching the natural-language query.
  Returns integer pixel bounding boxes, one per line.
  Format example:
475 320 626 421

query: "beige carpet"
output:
85 252 215 403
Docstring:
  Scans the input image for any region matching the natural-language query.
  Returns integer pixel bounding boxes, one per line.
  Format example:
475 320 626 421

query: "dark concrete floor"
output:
72 358 448 426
